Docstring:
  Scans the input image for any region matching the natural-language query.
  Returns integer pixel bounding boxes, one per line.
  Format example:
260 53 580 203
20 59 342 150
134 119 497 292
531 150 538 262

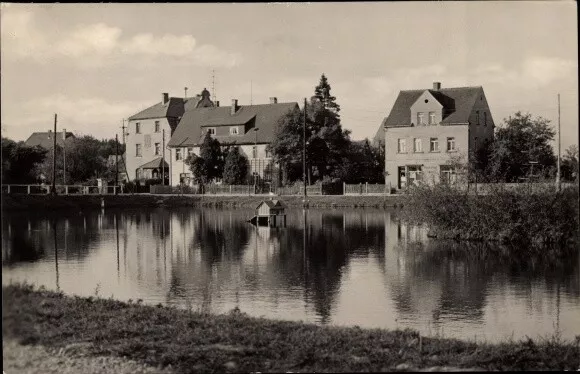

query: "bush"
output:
399 183 579 245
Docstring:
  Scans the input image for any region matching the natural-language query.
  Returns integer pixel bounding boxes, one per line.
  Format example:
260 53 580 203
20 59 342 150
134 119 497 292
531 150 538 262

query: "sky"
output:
1 2 578 150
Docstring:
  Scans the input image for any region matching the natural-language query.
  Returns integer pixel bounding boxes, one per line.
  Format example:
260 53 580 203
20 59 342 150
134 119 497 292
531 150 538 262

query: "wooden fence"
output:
344 183 388 195
1 184 122 195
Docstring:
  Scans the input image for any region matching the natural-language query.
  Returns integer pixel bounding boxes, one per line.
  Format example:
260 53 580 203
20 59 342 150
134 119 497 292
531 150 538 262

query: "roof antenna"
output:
184 87 188 99
212 69 216 102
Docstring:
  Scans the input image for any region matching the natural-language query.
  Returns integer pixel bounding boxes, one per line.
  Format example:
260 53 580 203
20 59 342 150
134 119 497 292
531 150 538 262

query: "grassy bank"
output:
399 183 579 245
3 284 579 373
1 193 403 212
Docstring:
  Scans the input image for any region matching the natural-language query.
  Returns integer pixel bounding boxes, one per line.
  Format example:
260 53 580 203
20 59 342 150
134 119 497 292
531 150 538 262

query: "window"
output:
154 121 160 133
430 138 439 152
176 148 182 161
417 112 425 125
179 173 191 184
252 146 257 159
154 143 160 156
476 111 480 125
187 147 193 157
135 122 141 134
484 112 487 126
429 112 436 125
397 139 407 153
135 144 142 157
265 149 271 158
230 126 239 135
440 165 456 184
413 138 422 152
207 128 216 135
447 137 456 152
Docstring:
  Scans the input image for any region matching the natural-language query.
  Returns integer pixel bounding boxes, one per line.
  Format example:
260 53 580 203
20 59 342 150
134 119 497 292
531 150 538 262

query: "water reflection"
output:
2 208 579 342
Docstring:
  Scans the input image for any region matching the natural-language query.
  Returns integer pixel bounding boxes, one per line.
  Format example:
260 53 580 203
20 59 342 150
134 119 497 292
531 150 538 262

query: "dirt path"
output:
2 339 174 374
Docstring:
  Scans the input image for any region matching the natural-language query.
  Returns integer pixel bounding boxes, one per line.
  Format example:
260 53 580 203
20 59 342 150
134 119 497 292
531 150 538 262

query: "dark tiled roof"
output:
25 132 75 149
384 86 482 128
372 86 484 144
128 97 202 120
168 102 299 147
138 157 169 169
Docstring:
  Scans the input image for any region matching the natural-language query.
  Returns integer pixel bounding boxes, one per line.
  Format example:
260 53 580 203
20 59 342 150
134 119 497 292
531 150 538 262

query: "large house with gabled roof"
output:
125 88 214 183
167 97 298 186
378 82 495 190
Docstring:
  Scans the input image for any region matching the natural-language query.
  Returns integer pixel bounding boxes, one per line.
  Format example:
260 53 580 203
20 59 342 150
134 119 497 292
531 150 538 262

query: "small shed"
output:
251 199 287 227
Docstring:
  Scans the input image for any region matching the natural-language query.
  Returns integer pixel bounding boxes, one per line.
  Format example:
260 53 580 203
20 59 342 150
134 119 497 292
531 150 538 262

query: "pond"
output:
2 207 579 343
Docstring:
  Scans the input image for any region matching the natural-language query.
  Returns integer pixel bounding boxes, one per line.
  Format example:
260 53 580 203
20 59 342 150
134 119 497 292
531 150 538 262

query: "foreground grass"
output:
3 284 579 373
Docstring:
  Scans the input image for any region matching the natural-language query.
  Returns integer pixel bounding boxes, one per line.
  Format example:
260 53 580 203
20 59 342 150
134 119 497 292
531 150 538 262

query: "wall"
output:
168 143 274 186
126 117 171 181
384 124 469 188
467 89 495 161
409 91 444 125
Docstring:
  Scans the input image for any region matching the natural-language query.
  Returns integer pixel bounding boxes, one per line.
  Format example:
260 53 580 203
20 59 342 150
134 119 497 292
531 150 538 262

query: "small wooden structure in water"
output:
249 199 287 227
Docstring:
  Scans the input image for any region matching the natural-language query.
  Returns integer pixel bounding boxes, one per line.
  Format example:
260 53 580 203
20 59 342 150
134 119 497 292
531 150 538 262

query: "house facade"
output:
380 82 494 190
167 97 298 186
125 89 214 183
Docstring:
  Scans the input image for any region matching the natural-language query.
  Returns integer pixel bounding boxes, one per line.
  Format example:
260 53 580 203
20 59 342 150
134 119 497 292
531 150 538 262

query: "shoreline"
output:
1 193 404 212
3 284 579 373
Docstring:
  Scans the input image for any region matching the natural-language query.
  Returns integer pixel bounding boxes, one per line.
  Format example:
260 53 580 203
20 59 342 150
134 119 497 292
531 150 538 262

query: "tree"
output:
1 137 47 184
313 73 340 115
332 139 384 184
268 75 351 185
185 132 225 184
561 144 579 182
223 146 249 185
486 112 556 182
36 135 111 184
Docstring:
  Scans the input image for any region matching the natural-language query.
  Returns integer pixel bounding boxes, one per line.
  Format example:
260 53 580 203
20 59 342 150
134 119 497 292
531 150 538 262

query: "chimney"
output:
231 99 238 115
433 82 441 91
269 97 278 104
62 129 66 140
162 93 169 105
215 101 220 107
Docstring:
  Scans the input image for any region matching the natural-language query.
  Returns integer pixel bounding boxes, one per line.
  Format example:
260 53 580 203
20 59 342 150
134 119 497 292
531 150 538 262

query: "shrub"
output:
399 183 579 245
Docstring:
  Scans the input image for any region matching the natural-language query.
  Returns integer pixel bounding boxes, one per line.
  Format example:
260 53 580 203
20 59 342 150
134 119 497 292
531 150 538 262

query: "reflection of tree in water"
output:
195 210 251 267
388 226 580 323
2 212 108 265
269 210 385 324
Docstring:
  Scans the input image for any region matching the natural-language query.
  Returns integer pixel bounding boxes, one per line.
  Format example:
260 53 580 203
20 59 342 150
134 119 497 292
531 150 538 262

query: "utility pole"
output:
121 119 127 145
556 93 561 191
51 114 57 195
115 133 119 194
303 98 307 198
162 129 166 186
62 128 67 186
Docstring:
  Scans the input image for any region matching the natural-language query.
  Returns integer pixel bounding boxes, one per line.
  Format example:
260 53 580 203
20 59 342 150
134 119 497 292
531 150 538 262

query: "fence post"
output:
27 185 31 194
366 182 368 195
65 186 69 195
230 185 232 194
7 185 10 194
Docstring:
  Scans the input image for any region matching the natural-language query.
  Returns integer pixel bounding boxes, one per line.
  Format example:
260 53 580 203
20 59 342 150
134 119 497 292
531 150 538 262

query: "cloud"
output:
521 57 576 86
57 23 122 58
2 95 141 140
1 8 241 69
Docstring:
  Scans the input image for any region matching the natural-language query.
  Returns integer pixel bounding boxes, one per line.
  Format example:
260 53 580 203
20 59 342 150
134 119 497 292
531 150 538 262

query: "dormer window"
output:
230 126 239 135
417 112 425 125
207 128 216 135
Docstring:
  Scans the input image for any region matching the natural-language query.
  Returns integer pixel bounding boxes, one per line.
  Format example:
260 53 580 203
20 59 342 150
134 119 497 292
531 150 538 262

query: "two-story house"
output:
378 82 495 190
126 89 214 183
167 97 298 186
